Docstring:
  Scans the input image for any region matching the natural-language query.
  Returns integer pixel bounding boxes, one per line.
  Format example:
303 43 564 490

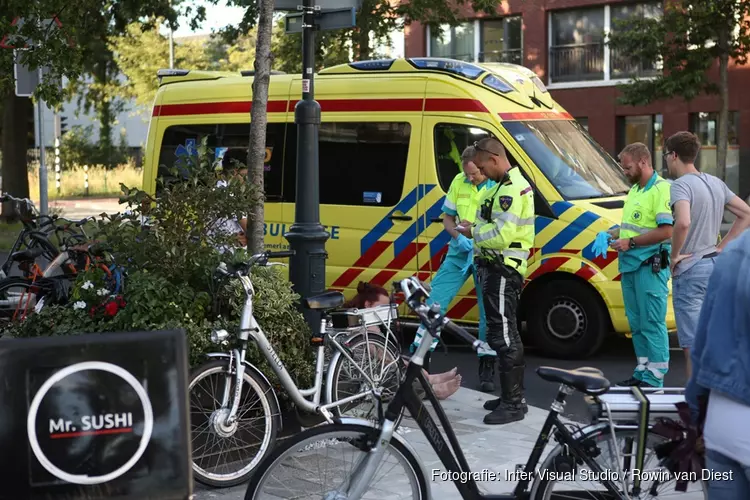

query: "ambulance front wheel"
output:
525 280 608 359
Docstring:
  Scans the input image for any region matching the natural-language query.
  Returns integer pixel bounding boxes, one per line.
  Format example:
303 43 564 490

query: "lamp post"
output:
284 0 330 330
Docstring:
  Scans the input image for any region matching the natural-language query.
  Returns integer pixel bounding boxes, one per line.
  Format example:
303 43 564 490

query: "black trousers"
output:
476 260 525 372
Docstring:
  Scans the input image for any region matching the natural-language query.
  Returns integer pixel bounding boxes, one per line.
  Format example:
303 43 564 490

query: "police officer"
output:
456 137 534 425
411 146 498 390
610 142 673 388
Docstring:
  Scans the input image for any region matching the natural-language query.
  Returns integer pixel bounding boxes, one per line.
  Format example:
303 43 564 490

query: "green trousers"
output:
621 264 670 387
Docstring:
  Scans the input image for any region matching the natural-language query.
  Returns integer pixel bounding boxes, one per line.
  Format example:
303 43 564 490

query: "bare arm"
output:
443 214 460 239
670 200 691 261
718 196 750 251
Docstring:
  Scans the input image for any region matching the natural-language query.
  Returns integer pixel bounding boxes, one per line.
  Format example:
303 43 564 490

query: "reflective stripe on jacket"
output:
472 167 535 276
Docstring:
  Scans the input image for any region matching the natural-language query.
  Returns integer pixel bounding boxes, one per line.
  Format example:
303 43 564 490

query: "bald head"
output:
473 137 512 181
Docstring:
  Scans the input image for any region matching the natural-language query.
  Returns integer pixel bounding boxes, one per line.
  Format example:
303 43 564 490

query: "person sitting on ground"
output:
343 281 462 400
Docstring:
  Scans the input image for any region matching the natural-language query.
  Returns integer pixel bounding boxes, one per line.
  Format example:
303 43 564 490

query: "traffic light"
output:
60 115 68 136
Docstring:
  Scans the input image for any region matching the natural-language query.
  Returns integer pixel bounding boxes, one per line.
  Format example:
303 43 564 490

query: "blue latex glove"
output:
592 231 612 258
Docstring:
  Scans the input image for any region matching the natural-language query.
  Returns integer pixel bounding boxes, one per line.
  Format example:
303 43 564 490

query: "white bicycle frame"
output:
214 262 401 426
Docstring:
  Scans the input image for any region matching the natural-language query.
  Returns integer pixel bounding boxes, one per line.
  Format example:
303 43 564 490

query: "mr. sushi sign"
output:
26 361 154 485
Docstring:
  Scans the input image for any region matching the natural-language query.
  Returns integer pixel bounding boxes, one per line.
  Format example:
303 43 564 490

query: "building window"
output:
429 23 475 62
282 122 412 206
479 17 523 65
689 111 741 191
549 2 662 85
575 117 589 131
616 114 663 170
428 17 523 65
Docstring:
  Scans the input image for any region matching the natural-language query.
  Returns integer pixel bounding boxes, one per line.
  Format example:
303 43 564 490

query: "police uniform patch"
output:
498 195 513 211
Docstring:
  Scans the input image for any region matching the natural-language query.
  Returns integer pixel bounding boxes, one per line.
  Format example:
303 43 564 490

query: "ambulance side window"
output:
157 123 284 201
282 122 411 206
433 123 555 218
433 123 494 192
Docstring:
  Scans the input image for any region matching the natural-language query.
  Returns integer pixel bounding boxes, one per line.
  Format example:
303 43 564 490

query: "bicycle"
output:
0 195 61 279
245 276 707 500
188 250 405 488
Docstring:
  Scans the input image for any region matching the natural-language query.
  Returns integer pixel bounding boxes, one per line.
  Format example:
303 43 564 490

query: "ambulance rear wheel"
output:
527 281 607 359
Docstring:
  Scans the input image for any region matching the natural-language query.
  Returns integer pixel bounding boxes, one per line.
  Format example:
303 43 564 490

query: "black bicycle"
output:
244 277 706 500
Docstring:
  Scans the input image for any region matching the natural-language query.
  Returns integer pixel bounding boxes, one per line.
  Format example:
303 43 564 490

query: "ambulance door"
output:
417 117 505 323
284 76 424 299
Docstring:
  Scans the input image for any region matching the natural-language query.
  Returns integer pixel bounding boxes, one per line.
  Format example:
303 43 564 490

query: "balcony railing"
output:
609 47 660 79
478 49 523 65
549 43 604 83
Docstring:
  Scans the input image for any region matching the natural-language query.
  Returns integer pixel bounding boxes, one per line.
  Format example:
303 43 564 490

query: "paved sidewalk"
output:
194 388 560 499
43 197 124 219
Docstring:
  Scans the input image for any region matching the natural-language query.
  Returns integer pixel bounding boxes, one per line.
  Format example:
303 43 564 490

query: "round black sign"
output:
27 361 153 485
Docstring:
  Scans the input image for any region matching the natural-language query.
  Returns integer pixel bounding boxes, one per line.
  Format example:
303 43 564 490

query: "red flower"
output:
89 306 97 318
104 300 119 317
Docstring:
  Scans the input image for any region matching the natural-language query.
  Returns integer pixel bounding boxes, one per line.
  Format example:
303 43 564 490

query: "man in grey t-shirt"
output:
665 131 750 378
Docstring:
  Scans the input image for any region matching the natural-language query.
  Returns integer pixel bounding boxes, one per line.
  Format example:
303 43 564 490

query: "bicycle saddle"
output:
10 247 46 262
303 291 345 311
536 366 610 395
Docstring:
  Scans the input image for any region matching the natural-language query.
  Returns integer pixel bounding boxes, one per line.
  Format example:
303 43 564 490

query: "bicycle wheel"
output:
244 422 428 500
189 359 281 488
531 426 708 499
0 277 55 321
327 332 405 427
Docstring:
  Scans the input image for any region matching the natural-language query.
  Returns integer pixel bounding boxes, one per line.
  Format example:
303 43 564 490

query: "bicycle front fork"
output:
220 347 247 426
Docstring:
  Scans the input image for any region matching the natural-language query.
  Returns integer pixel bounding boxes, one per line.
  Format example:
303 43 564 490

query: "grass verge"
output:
28 164 143 199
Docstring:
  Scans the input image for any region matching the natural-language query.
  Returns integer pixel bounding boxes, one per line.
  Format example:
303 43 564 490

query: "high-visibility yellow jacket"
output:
472 167 535 276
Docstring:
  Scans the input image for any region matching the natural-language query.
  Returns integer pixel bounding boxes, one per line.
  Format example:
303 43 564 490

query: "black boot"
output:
478 356 496 392
482 396 528 414
483 362 528 413
484 365 525 425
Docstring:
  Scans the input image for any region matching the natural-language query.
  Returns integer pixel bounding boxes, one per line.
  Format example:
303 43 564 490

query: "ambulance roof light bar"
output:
157 69 190 78
407 57 485 80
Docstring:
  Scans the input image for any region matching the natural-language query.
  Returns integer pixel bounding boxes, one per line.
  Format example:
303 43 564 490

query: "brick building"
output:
403 0 750 198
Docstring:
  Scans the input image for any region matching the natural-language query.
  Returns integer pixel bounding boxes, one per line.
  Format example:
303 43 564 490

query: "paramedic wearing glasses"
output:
456 137 534 425
411 146 498 392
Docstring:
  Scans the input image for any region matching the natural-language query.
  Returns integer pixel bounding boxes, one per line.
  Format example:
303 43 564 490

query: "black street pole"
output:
284 0 329 331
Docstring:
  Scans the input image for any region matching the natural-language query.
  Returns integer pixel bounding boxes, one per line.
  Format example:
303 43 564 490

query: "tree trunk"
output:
355 0 372 60
715 26 729 182
1 92 32 221
246 0 275 254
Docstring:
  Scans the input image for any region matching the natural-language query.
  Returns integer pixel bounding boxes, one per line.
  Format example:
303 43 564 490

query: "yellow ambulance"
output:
143 57 676 358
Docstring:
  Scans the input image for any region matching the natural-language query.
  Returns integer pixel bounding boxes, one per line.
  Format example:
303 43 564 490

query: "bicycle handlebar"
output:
215 249 296 277
394 277 497 356
1 194 38 214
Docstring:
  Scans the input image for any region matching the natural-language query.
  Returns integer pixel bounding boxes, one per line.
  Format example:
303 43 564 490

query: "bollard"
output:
54 138 61 196
83 164 89 197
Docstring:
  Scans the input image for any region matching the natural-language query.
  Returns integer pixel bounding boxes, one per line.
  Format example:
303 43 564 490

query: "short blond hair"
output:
618 142 651 164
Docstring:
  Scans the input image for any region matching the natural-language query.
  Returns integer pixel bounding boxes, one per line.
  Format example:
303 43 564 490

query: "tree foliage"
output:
608 0 750 105
607 0 750 180
110 19 258 108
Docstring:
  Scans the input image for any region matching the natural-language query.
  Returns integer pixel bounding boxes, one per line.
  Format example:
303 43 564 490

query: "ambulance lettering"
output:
264 223 340 240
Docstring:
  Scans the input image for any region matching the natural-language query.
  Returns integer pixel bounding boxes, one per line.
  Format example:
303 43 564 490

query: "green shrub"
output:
59 125 131 169
3 138 315 396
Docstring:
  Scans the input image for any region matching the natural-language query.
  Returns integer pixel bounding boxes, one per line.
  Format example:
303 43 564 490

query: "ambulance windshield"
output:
503 120 631 200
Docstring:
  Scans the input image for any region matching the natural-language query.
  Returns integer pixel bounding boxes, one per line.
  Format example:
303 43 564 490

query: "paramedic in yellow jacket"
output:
456 137 534 425
411 146 498 391
610 142 673 388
